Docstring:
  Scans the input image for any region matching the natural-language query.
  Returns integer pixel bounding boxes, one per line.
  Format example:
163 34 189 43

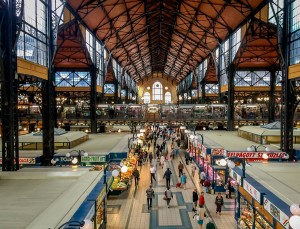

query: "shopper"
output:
192 189 198 211
163 168 172 189
199 191 205 208
206 218 216 229
197 205 206 229
146 184 155 210
149 152 153 164
191 162 196 177
180 172 187 189
178 161 184 177
215 192 224 215
150 165 156 184
200 171 206 186
132 168 140 186
164 187 173 208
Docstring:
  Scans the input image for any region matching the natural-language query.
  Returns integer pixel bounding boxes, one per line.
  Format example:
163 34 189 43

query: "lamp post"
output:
246 145 269 160
65 150 88 166
247 145 270 152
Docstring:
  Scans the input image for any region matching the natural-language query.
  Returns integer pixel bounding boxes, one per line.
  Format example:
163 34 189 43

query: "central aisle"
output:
107 139 235 229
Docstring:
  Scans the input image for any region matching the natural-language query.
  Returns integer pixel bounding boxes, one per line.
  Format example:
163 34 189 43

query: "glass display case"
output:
240 197 272 229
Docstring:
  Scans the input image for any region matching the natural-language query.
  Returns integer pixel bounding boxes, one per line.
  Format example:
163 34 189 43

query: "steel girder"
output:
65 0 269 83
1 0 23 171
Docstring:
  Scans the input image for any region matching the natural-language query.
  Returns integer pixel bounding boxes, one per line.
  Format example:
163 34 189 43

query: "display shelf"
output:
255 213 272 229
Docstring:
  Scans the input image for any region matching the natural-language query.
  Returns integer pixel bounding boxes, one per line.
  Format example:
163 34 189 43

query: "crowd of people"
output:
130 126 223 228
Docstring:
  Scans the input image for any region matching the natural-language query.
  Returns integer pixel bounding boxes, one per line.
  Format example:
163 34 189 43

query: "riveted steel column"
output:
1 1 19 171
90 65 97 133
268 69 276 123
42 0 55 165
227 64 235 131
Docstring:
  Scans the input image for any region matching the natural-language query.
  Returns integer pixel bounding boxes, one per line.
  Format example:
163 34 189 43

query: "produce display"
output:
111 177 127 190
110 154 137 191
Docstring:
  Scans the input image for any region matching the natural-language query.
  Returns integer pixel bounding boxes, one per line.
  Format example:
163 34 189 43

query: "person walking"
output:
146 184 155 210
191 162 196 177
180 172 187 189
215 192 224 215
160 155 165 169
199 191 205 208
178 161 184 177
163 168 172 189
192 189 198 211
164 187 173 208
132 168 140 186
206 218 216 229
149 152 153 164
197 205 206 229
150 165 156 184
200 171 206 186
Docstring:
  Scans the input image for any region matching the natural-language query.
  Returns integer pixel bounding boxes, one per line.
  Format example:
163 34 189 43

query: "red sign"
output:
0 158 36 165
227 152 285 159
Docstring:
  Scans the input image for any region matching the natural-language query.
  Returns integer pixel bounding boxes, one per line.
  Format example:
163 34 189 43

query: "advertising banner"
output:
263 197 290 229
243 179 262 204
227 152 286 161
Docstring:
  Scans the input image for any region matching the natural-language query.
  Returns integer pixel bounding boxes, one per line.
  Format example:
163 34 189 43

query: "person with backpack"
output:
164 187 173 208
146 184 155 210
215 192 224 215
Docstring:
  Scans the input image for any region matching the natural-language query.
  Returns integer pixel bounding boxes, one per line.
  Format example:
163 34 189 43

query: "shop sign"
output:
0 157 36 165
211 148 224 156
81 156 106 163
229 169 241 185
227 152 286 159
243 180 262 203
263 197 289 229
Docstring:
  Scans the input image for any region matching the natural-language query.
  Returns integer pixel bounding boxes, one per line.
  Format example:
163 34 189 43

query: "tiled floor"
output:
107 141 236 229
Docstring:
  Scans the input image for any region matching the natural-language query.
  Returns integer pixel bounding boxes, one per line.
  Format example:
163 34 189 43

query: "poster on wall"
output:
263 197 290 229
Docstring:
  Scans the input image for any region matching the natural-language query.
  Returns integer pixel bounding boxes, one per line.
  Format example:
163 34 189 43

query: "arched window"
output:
143 92 150 104
152 82 162 100
165 92 171 104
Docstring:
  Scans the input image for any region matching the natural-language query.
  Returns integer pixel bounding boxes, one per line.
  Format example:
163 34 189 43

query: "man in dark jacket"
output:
192 189 198 211
132 168 140 186
163 168 172 189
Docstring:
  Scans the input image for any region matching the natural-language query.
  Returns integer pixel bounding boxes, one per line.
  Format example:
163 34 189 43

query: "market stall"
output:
109 153 137 194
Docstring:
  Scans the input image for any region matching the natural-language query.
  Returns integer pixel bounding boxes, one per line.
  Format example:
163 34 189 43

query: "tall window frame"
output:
152 82 163 100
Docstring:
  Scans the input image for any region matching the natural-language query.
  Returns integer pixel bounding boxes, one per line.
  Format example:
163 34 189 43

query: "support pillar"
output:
280 0 294 157
1 1 19 171
201 80 205 103
42 0 55 165
227 64 235 131
125 86 129 104
114 80 119 104
268 69 276 123
90 65 97 133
